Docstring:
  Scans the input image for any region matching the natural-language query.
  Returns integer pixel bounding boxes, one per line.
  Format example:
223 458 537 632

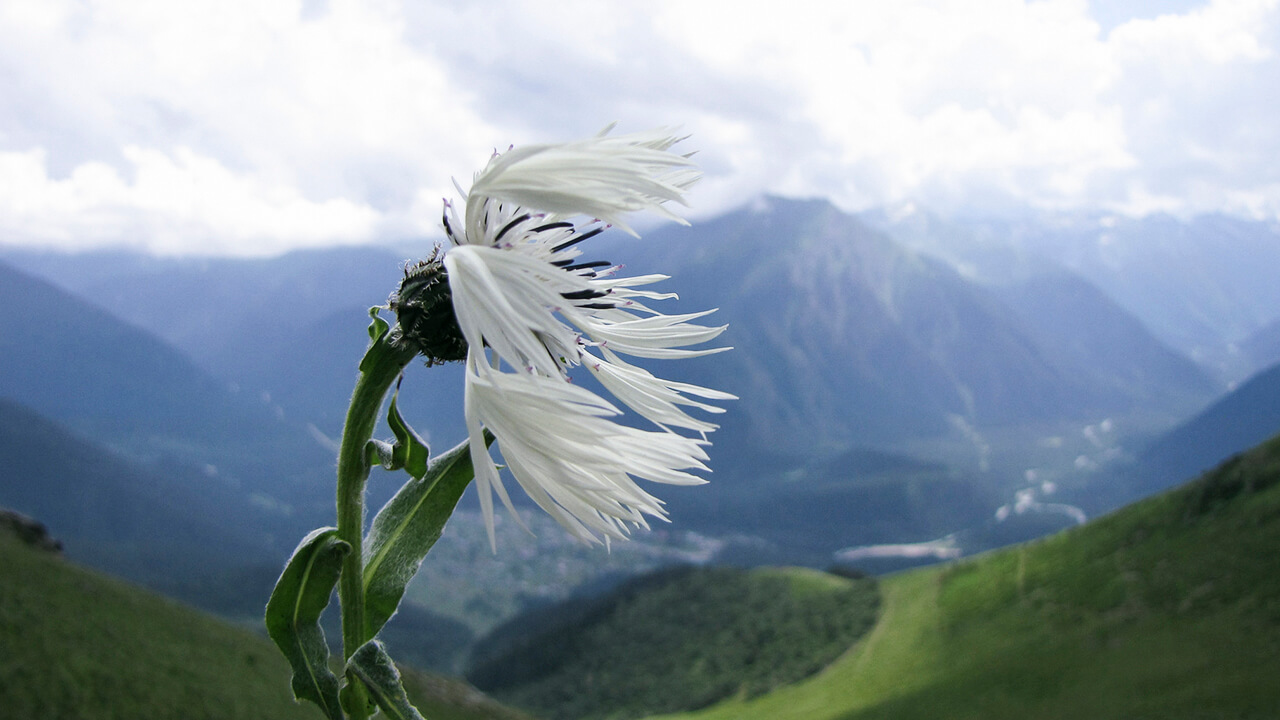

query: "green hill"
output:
646 433 1280 720
0 529 536 720
466 565 880 720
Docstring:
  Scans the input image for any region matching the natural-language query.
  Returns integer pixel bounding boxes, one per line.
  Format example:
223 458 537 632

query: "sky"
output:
1 0 1277 256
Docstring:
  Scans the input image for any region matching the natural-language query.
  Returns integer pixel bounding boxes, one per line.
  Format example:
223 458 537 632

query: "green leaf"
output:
367 306 390 343
387 393 430 479
265 527 350 720
362 437 478 638
366 438 397 470
360 307 397 374
346 641 426 720
364 394 430 478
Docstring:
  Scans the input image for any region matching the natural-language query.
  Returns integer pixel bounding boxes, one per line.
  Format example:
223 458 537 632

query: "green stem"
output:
336 336 417 720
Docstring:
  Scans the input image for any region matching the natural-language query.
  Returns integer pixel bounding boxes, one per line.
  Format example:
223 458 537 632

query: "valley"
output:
3 198 1280 718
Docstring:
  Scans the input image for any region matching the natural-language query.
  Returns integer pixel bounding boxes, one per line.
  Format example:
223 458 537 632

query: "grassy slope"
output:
468 564 879 720
0 533 535 720
651 435 1280 720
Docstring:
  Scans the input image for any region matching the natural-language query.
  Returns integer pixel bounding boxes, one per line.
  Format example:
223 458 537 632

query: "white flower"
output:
438 127 734 548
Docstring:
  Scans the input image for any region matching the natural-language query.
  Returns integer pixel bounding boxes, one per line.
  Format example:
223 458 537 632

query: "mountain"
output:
1239 317 1280 379
992 270 1217 413
0 525 537 720
1125 359 1280 500
1 200 1229 569
232 302 468 443
620 197 1215 456
0 246 410 380
0 397 270 596
1021 213 1280 369
0 260 336 535
2 200 1222 454
0 248 465 444
645 432 1280 720
867 206 1280 381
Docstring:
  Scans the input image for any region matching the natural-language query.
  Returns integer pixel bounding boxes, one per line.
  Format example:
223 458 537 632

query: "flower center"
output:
389 249 468 365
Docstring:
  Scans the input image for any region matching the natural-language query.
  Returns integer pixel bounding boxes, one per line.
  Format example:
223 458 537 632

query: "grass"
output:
467 565 880 720
10 429 1280 720
648 435 1280 720
0 531 536 720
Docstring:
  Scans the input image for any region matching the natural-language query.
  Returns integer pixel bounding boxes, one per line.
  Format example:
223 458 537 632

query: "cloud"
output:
646 0 1131 214
0 0 499 254
649 0 1280 218
1105 0 1280 217
0 146 380 255
0 0 1278 255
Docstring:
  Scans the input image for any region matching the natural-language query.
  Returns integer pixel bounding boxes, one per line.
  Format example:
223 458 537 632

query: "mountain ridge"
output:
627 196 1216 455
865 205 1280 382
0 259 339 539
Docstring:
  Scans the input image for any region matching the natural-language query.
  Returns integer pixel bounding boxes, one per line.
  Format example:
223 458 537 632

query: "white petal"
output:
466 364 712 544
569 307 731 359
445 245 584 377
464 130 699 237
583 348 734 433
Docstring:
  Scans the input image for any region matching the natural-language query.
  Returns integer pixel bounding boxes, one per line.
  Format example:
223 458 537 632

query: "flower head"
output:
405 126 732 548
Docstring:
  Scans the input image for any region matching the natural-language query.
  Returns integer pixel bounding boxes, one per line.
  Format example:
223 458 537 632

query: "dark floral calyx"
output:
389 248 468 365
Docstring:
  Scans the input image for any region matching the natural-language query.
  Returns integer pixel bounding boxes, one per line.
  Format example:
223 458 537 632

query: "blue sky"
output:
1 0 1277 256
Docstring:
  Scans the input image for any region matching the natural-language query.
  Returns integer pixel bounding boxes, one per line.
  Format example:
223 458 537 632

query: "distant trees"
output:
467 565 880 720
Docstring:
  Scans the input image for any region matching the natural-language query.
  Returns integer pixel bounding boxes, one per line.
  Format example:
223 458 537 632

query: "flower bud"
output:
389 248 468 365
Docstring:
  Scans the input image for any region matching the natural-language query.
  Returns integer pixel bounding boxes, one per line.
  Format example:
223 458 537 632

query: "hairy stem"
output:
335 336 417 720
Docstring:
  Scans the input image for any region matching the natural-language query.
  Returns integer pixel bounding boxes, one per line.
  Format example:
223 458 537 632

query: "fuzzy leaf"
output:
346 641 426 720
265 527 350 720
387 393 429 479
362 437 477 637
360 308 396 373
366 438 397 470
367 306 390 343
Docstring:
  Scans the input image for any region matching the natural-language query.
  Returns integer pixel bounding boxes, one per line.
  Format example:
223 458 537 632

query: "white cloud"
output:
0 0 500 254
647 0 1280 219
649 0 1131 213
0 146 380 255
1109 0 1274 64
1105 0 1280 218
1 0 1278 255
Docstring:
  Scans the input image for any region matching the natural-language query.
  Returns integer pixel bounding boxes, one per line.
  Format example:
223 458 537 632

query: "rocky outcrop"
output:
0 507 63 553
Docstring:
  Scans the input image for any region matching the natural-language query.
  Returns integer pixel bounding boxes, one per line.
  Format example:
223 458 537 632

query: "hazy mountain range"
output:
863 205 1280 383
0 261 340 549
7 197 1229 450
4 196 1280 594
7 196 1280 719
614 198 1219 453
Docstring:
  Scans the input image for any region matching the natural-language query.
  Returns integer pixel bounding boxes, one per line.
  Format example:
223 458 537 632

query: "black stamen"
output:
578 302 616 310
493 213 532 244
532 221 574 234
561 289 607 300
551 226 606 253
442 209 454 240
556 260 613 271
